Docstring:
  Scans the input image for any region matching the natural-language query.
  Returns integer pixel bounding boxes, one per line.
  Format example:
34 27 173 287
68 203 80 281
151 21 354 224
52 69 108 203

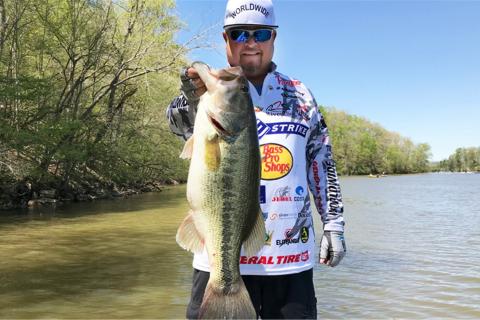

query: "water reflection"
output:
1 175 480 318
0 186 194 318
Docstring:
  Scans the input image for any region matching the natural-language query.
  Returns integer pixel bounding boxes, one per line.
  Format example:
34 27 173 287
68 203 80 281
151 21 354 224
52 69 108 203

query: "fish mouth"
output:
207 112 232 137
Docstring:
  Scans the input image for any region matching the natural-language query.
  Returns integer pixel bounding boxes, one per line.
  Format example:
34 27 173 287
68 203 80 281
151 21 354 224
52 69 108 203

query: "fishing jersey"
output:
166 64 345 275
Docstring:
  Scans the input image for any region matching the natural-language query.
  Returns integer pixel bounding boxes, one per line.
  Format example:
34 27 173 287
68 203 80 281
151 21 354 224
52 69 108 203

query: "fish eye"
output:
240 85 249 93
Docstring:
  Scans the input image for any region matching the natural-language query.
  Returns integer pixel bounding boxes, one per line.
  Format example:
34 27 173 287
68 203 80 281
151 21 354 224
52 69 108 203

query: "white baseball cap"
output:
224 0 278 29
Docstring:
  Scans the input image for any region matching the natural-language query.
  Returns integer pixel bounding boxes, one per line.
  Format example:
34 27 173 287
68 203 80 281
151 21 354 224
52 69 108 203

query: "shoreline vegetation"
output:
0 0 478 211
0 178 182 211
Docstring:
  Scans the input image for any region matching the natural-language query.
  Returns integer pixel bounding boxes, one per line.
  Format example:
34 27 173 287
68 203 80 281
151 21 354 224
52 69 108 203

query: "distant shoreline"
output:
3 171 478 212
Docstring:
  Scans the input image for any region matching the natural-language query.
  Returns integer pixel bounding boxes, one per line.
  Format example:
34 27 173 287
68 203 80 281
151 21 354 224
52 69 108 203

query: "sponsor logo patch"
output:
323 159 343 214
294 185 305 201
275 74 302 87
240 250 310 265
272 186 292 202
279 213 296 219
259 185 266 204
301 250 309 262
257 120 309 139
270 212 306 220
264 101 284 115
257 119 270 139
295 186 304 195
301 227 309 243
312 160 321 194
276 238 300 246
276 228 301 246
264 230 273 246
260 144 293 180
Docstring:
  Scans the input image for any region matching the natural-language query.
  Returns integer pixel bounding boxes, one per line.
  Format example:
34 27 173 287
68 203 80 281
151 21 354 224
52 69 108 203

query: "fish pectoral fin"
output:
180 136 194 159
176 211 204 253
204 136 221 171
243 209 267 256
205 127 218 141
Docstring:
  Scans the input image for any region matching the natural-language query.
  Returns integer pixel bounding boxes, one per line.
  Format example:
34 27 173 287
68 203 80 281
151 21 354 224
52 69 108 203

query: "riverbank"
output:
0 178 182 211
4 170 473 211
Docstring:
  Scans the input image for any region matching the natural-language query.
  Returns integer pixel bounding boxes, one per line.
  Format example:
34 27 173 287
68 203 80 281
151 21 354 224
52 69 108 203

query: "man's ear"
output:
223 32 228 43
272 30 277 41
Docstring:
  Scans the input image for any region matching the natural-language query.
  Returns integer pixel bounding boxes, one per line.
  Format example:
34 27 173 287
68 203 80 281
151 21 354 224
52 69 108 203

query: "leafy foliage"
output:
0 0 188 190
434 147 480 172
321 107 432 175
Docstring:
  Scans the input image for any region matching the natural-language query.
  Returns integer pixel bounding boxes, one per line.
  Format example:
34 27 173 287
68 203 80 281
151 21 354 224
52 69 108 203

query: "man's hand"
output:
180 67 207 103
319 231 346 267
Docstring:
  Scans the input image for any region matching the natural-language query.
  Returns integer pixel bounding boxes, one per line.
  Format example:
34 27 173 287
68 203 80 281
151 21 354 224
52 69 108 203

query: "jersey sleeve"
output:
306 101 345 232
165 93 196 141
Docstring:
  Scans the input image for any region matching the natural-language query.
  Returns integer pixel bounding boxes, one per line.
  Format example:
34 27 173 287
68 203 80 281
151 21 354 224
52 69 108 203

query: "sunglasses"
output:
227 29 273 43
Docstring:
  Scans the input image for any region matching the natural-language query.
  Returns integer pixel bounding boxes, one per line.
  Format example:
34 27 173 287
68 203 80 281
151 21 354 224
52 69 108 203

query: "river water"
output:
0 173 479 318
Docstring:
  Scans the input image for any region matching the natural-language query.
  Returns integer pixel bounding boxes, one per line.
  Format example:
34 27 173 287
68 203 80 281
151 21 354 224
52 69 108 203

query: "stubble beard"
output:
240 59 266 82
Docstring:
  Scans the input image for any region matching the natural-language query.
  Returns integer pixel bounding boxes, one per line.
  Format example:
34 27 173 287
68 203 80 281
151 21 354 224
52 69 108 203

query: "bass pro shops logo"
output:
260 144 293 180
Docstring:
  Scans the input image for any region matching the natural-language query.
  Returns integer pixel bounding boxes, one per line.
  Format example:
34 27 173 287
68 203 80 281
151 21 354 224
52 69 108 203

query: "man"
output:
166 0 346 318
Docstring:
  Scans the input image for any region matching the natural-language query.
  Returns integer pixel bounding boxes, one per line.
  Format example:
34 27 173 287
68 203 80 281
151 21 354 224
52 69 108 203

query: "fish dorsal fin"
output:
243 209 266 256
180 135 194 159
176 211 204 254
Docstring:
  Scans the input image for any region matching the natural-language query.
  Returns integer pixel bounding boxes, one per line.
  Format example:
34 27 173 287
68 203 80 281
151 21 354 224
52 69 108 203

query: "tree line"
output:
0 0 190 200
433 147 480 172
320 107 431 175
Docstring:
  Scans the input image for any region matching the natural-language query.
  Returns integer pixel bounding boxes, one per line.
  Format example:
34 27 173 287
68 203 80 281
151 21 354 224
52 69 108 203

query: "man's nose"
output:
245 36 257 47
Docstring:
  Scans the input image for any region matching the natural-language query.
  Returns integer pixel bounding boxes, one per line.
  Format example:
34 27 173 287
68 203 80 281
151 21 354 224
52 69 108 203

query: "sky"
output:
173 0 480 161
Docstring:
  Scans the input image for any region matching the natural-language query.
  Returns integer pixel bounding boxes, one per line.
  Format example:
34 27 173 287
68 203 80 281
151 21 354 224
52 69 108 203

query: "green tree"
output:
0 0 190 193
437 147 480 172
321 106 432 175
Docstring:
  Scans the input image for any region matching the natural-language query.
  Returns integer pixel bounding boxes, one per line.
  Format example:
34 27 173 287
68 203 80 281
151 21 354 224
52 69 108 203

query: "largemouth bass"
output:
176 62 265 319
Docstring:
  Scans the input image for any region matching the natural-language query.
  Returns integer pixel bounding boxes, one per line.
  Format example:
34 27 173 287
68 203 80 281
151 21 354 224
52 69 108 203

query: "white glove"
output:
319 231 346 267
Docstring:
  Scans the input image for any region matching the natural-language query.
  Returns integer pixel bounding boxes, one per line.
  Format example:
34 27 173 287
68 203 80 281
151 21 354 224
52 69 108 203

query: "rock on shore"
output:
0 179 175 211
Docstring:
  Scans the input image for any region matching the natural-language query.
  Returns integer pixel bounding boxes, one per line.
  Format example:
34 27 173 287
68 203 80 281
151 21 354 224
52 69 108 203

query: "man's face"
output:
223 26 276 80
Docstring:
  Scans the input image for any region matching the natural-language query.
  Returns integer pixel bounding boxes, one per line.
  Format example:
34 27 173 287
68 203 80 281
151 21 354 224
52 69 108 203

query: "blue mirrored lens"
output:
254 30 272 42
229 29 272 43
230 30 249 42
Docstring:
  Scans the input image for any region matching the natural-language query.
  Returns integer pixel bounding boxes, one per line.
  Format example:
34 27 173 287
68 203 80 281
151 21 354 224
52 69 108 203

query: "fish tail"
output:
199 278 256 319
